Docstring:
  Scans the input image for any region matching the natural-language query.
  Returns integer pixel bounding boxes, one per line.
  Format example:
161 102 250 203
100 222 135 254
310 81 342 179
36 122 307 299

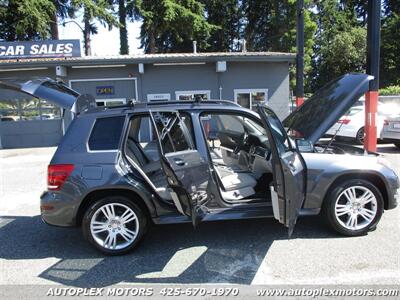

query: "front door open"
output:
258 106 306 236
150 110 211 226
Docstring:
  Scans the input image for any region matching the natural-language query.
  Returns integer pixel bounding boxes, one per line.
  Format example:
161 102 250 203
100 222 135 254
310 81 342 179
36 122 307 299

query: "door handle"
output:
174 159 186 166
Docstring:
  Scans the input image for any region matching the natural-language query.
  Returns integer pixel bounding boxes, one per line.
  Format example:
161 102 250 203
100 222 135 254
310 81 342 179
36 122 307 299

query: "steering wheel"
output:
234 131 249 154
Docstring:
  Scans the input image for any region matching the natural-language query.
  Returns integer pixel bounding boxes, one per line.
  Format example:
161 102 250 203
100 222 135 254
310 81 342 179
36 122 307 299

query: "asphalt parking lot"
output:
0 145 399 287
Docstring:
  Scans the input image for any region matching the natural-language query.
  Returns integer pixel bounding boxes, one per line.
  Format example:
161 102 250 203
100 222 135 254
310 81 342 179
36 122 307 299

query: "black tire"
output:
323 179 383 236
356 127 365 145
394 142 400 150
82 196 148 255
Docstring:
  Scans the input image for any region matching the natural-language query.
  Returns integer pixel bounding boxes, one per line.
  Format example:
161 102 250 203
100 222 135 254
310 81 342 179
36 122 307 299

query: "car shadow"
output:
0 214 340 287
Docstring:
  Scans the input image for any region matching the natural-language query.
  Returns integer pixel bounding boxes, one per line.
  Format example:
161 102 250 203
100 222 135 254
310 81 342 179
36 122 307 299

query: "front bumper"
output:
386 174 400 210
40 191 78 227
392 189 400 210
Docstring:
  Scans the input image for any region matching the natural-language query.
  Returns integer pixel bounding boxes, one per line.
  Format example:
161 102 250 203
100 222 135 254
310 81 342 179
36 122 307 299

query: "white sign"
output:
147 93 171 101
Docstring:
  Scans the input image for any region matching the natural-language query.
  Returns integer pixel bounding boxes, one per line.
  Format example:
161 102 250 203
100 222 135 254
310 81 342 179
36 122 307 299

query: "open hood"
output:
0 78 95 113
283 73 373 145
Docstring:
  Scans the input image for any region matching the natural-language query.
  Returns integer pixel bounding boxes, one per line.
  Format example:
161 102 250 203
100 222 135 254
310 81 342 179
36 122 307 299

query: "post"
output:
295 0 304 107
193 41 197 54
365 0 381 152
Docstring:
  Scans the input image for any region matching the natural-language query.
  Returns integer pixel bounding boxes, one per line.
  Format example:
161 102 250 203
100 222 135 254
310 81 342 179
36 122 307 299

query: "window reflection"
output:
0 97 61 121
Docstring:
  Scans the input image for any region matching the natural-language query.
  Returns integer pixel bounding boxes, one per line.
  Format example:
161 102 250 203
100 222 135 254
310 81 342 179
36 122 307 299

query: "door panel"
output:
257 105 306 236
280 151 305 234
150 111 211 226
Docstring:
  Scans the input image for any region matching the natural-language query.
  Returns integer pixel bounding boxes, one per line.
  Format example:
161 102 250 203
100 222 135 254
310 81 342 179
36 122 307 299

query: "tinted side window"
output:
88 116 125 151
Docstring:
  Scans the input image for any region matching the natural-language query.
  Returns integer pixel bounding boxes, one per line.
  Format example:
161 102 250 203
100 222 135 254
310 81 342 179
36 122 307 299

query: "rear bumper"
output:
381 130 400 141
40 191 78 227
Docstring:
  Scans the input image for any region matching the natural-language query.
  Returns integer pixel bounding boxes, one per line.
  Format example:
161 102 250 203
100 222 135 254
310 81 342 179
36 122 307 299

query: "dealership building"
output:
0 45 295 148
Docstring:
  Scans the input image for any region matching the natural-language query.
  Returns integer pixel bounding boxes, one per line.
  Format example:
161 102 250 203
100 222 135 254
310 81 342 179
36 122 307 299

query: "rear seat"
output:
126 138 162 173
125 138 172 200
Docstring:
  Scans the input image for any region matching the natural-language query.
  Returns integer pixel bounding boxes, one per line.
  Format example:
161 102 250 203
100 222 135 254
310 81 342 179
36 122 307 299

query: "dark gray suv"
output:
1 74 398 255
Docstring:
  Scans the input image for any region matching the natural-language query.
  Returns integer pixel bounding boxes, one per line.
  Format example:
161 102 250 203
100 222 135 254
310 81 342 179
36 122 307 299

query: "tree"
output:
380 0 400 87
200 0 242 52
136 0 217 53
0 0 55 40
49 0 76 40
242 0 316 90
325 27 366 75
310 0 365 91
114 0 139 54
70 0 118 55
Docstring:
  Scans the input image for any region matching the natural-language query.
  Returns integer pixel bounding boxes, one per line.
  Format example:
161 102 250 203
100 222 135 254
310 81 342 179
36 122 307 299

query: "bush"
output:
380 85 400 96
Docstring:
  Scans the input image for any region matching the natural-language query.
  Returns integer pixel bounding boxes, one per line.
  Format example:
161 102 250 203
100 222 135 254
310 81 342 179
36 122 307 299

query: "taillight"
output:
47 164 74 191
384 119 389 126
337 119 350 125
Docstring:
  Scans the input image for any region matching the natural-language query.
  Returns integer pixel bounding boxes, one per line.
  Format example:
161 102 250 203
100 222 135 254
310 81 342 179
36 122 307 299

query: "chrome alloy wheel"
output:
334 186 377 231
90 203 139 250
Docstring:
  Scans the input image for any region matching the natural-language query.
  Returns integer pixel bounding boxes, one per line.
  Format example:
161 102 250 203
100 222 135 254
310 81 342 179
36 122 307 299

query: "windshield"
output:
260 106 291 155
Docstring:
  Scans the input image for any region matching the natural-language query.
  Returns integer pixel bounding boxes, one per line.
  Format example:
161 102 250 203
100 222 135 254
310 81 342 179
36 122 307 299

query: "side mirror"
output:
295 139 314 153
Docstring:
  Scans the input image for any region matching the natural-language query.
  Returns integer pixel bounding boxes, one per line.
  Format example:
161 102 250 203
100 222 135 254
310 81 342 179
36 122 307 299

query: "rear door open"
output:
150 110 211 226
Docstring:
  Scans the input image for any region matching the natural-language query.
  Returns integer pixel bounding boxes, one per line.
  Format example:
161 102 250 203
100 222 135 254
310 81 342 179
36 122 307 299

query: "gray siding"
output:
0 119 62 148
219 62 290 119
0 59 290 148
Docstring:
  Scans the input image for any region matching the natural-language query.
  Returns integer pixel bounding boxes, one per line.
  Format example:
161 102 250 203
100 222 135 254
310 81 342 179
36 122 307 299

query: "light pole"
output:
62 20 91 56
296 0 305 107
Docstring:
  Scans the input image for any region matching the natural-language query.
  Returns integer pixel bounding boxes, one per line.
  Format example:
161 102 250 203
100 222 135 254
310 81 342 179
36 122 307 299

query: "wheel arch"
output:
323 172 389 210
76 187 156 226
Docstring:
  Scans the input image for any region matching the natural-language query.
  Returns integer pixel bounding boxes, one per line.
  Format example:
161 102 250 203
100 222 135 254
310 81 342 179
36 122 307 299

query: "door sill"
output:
153 205 274 225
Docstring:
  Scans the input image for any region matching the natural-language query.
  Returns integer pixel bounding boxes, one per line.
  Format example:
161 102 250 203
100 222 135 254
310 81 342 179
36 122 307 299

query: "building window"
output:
95 98 126 107
175 90 210 101
234 89 268 110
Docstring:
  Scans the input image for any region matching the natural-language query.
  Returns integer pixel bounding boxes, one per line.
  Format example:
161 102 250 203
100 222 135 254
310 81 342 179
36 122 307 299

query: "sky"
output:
59 17 143 56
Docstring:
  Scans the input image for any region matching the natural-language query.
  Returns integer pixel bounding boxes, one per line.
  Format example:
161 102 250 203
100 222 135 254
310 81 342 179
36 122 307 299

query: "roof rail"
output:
91 99 241 112
146 99 241 107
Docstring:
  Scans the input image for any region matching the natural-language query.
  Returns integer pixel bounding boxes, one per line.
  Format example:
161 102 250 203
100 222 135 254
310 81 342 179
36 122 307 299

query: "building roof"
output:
0 51 296 68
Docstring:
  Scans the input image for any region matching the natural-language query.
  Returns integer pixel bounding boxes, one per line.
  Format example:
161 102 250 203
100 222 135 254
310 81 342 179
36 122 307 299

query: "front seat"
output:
214 165 257 201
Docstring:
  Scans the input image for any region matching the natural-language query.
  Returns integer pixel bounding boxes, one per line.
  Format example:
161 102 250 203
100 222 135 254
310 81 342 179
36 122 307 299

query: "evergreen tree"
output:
115 0 139 54
136 0 217 53
381 0 400 87
242 0 316 90
49 0 76 40
200 0 242 52
0 0 55 40
310 0 365 91
70 0 118 55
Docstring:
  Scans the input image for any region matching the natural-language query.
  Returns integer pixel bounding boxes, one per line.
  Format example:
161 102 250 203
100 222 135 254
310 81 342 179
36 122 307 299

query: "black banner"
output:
0 39 81 60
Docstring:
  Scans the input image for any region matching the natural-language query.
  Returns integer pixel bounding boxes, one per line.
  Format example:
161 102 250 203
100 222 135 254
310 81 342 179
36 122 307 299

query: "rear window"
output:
88 116 125 151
